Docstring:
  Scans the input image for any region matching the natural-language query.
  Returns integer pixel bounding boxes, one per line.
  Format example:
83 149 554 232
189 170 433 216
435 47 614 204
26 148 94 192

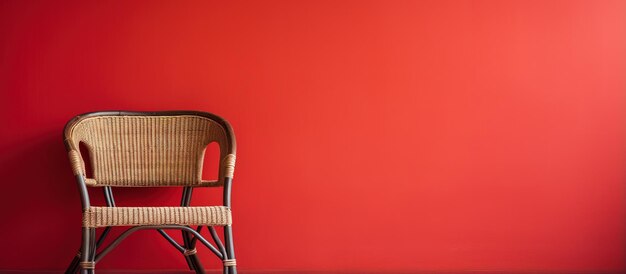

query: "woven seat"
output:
84 206 232 228
64 111 239 274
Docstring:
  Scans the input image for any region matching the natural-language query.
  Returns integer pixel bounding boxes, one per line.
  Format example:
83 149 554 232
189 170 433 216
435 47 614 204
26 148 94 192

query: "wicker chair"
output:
63 111 238 274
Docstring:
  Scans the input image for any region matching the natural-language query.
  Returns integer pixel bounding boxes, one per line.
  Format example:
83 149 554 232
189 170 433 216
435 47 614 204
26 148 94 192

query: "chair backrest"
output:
64 111 236 187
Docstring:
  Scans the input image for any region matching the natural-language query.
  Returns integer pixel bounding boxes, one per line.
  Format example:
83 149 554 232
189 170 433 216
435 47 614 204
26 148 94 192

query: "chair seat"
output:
83 206 232 228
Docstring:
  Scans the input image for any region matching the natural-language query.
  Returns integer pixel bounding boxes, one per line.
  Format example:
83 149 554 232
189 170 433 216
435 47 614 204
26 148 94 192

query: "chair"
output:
63 111 238 274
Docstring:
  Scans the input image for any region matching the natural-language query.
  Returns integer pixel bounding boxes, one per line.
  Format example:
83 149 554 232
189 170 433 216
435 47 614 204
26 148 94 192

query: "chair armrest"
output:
201 153 236 187
219 154 236 208
221 154 236 181
68 149 86 177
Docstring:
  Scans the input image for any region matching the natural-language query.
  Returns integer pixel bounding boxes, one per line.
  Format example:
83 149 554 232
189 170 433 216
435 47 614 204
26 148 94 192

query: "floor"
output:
2 271 623 274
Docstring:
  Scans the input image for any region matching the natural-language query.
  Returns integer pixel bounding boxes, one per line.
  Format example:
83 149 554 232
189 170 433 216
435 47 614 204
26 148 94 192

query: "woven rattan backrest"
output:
65 112 235 187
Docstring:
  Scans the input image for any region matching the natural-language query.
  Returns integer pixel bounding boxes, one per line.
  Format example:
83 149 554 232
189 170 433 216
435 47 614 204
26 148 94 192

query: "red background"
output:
0 0 624 272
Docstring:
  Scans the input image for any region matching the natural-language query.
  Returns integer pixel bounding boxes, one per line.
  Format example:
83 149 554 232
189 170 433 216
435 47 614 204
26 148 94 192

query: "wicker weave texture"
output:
83 206 232 228
68 115 231 187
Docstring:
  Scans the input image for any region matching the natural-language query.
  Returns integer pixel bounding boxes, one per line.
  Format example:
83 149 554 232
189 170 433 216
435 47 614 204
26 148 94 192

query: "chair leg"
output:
182 230 196 270
224 225 237 274
182 229 205 273
79 228 96 274
188 253 206 274
65 251 81 274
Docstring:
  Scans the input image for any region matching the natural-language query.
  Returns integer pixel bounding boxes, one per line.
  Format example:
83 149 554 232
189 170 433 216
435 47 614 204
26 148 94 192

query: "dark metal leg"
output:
183 230 204 273
224 225 237 274
75 187 114 274
95 227 111 248
80 228 96 274
180 188 194 270
208 226 226 257
182 232 195 270
181 187 205 273
65 251 81 274
89 228 97 274
188 253 206 274
221 178 236 274
188 226 206 274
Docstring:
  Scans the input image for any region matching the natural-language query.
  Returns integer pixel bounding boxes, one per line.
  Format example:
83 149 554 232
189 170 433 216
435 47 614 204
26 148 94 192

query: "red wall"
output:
1 0 624 272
